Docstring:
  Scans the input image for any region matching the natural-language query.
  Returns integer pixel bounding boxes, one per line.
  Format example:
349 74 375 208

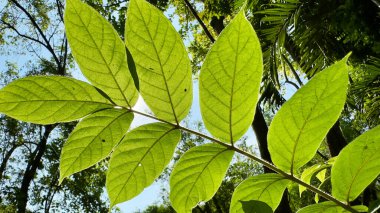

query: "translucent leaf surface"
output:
59 109 133 183
0 76 112 124
65 0 138 107
230 174 290 212
268 56 350 173
297 202 368 213
332 125 380 202
299 158 334 195
125 0 192 123
170 143 234 213
199 10 263 143
107 123 180 208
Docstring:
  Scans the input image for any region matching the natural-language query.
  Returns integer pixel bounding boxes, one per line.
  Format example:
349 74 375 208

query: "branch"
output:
10 0 61 68
1 20 47 48
126 107 358 213
182 0 215 43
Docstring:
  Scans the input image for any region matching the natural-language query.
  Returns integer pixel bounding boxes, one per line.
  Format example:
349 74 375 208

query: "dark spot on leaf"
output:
184 88 187 92
364 145 368 149
102 139 106 142
149 67 153 70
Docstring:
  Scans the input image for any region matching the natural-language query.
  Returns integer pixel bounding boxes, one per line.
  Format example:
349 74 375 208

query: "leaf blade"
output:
297 202 367 213
59 109 133 183
332 125 380 202
125 0 192 123
170 143 234 213
230 173 290 213
106 122 180 208
199 10 263 143
65 0 138 107
0 76 112 124
268 56 350 173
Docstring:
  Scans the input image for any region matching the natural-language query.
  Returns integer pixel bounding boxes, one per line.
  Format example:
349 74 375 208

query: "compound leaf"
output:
230 174 290 213
199 10 263 143
125 0 192 123
59 109 133 183
65 0 138 107
107 123 180 208
170 143 234 213
0 76 112 124
332 125 380 202
268 55 350 173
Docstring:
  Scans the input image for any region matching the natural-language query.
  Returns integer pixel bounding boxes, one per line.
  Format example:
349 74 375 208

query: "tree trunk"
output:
17 125 55 213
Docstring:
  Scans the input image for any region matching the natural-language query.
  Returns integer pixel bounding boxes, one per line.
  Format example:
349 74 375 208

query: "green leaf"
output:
230 174 290 212
199 10 263 143
65 0 138 107
268 55 350 173
170 143 234 213
240 200 273 213
107 123 180 208
297 202 368 213
59 109 133 183
299 160 333 195
0 76 112 124
332 125 380 202
125 0 192 123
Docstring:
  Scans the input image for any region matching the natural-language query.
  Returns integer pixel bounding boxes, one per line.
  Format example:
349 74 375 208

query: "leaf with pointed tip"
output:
332 125 380 202
199 10 263 143
59 109 133 183
65 0 138 107
170 143 234 213
297 202 368 213
0 76 112 124
107 123 180 208
230 174 290 213
268 55 350 173
125 0 192 123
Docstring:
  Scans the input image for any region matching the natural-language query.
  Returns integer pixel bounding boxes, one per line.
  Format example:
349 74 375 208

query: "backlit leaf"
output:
299 158 335 196
59 109 133 183
268 55 350 173
332 125 380 202
125 0 192 123
107 122 180 208
0 76 112 124
199 10 263 143
297 202 368 213
65 0 138 107
230 174 290 212
170 143 234 213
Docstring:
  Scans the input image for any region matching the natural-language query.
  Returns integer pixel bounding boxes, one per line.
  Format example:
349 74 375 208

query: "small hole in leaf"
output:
138 163 142 167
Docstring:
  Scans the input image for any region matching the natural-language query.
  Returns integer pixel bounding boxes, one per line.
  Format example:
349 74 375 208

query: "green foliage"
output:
230 174 290 212
125 0 192 123
170 143 234 212
0 76 112 124
268 56 350 173
59 109 133 183
1 0 379 212
299 157 335 196
297 202 368 213
107 123 180 208
199 10 262 143
65 0 139 107
332 125 380 202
